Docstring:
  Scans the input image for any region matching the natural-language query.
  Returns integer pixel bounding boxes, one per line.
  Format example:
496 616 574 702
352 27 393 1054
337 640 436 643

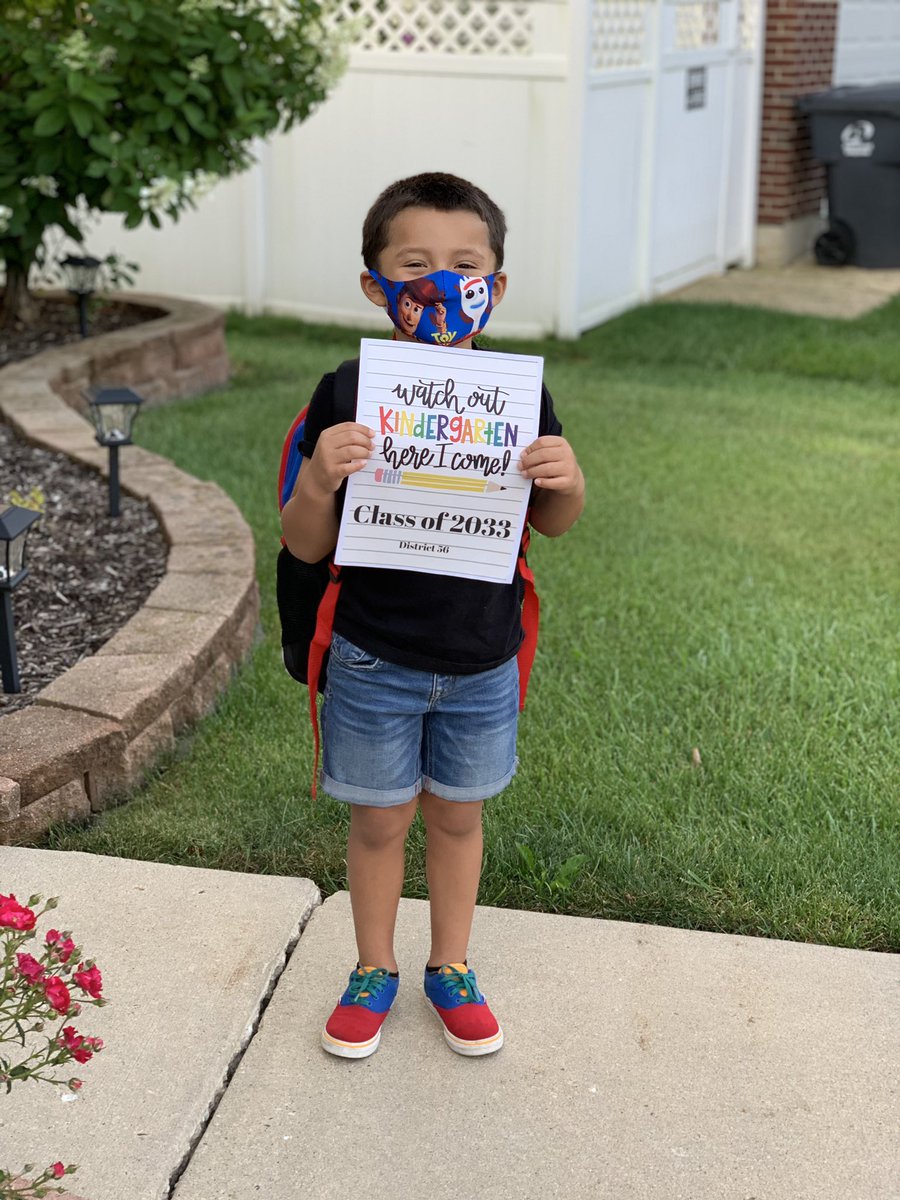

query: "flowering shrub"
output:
0 0 354 325
0 891 110 1200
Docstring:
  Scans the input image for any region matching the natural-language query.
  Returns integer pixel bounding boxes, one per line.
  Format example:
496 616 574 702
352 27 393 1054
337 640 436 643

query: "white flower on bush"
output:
56 29 92 71
22 175 59 198
97 44 118 70
182 170 220 201
187 54 209 81
254 0 300 39
310 8 359 92
0 205 12 235
138 176 180 213
180 0 226 14
139 170 219 214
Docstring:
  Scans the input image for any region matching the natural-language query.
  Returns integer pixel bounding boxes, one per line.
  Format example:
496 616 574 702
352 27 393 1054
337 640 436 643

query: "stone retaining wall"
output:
0 294 259 845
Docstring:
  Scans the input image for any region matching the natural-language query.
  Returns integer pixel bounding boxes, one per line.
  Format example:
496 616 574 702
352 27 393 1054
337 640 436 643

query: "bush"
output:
0 0 350 324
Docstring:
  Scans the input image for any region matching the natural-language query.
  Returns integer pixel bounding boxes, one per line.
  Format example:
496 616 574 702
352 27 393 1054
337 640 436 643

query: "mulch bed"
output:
0 294 164 369
1 298 169 715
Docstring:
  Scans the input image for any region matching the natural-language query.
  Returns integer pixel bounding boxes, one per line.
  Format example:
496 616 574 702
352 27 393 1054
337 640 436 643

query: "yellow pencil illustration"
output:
374 468 505 494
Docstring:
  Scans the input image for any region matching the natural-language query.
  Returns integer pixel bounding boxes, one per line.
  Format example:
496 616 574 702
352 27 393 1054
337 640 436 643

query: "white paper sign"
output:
336 338 544 584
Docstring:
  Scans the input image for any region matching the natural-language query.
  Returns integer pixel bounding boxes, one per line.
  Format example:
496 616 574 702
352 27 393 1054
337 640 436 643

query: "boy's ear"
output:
491 272 507 307
360 271 388 308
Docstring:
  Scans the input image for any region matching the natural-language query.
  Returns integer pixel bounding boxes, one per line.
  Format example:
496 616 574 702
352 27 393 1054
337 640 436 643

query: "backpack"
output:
277 357 540 798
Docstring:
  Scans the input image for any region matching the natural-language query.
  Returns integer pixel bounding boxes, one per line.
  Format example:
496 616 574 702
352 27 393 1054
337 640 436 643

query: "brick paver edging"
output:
0 294 259 846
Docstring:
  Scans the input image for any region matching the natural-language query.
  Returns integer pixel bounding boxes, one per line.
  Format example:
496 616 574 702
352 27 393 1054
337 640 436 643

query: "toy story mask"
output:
369 269 496 346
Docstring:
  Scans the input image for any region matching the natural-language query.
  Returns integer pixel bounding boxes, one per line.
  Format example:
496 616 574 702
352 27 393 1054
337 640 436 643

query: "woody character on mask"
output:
369 268 496 347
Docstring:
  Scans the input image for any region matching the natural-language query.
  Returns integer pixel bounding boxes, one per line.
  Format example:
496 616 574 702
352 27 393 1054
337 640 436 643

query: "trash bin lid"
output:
798 83 900 117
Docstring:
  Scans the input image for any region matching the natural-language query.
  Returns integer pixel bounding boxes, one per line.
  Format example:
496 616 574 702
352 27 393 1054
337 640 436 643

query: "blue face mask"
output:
369 268 496 346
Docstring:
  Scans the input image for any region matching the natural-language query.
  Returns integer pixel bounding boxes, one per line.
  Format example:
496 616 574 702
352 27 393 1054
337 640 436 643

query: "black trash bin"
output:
798 83 900 268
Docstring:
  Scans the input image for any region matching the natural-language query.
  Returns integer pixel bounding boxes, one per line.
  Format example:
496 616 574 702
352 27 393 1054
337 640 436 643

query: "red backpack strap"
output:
307 563 342 799
516 518 540 711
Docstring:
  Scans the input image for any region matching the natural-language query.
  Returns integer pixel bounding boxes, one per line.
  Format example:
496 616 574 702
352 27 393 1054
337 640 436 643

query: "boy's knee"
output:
349 796 418 849
419 791 483 837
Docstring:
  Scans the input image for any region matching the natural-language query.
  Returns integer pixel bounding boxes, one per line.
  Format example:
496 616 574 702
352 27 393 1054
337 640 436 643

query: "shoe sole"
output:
425 997 504 1056
321 1027 382 1059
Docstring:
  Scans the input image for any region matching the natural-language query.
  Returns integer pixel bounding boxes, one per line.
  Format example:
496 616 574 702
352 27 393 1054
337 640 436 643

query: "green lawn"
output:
43 301 900 951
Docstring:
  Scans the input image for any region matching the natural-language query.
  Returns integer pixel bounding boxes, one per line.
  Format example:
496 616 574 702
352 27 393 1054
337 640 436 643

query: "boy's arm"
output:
281 421 375 563
519 436 585 537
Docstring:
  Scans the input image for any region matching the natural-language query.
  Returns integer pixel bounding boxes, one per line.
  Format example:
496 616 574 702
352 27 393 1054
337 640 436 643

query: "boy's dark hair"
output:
362 172 507 270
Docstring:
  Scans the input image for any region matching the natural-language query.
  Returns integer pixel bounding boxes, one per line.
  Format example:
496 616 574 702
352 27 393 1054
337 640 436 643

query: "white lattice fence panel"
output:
591 0 652 71
344 0 534 55
674 0 721 49
738 0 761 50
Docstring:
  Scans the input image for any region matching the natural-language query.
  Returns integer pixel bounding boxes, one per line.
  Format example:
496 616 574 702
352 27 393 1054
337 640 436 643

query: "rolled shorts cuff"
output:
319 771 421 809
423 757 518 803
319 758 518 809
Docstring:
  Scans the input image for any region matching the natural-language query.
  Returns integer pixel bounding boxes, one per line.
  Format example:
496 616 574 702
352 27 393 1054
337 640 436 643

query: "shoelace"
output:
347 967 391 1005
436 966 484 1004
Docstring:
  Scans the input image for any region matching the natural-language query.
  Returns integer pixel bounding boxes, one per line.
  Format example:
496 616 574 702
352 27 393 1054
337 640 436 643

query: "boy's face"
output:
361 206 507 343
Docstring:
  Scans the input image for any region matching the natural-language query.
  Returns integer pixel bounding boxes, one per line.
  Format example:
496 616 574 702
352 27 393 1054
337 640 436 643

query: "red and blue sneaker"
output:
423 962 503 1056
321 965 399 1059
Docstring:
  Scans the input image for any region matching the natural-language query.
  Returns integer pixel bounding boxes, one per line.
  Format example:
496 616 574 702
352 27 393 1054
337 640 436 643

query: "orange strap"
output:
307 566 342 799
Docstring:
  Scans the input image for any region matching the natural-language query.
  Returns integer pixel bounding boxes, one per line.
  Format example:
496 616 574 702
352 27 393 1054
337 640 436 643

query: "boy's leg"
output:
419 791 483 966
347 795 419 972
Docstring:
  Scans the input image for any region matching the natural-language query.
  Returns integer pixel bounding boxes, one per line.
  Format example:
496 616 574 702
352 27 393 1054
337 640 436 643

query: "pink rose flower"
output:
46 928 61 944
16 952 45 983
0 893 36 930
43 975 72 1015
72 1044 93 1064
73 963 103 998
52 1163 66 1179
68 1078 83 1091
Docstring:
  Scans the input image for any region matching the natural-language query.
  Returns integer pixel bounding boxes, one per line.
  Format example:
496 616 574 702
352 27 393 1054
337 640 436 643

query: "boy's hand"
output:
304 422 375 495
518 436 583 496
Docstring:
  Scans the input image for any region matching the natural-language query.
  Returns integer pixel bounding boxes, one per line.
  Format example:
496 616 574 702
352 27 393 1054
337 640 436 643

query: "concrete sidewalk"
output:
2 846 897 1200
665 258 900 319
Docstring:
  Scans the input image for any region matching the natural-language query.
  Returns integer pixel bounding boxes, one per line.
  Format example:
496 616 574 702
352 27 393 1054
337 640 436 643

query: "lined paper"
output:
336 339 543 583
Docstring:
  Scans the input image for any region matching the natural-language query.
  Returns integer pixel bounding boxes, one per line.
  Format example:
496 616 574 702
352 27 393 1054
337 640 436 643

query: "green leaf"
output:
33 107 67 137
222 63 243 101
213 37 240 64
155 107 174 132
69 99 96 138
516 843 537 873
24 87 59 115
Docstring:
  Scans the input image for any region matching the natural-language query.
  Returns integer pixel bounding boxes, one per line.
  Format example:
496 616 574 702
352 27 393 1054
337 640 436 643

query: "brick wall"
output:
758 0 839 225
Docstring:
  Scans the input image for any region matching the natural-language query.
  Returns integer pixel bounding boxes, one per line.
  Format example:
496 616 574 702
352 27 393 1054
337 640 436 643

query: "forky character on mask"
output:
459 276 490 340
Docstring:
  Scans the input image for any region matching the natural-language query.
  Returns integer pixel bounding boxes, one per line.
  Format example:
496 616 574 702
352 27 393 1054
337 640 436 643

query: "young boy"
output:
281 172 584 1059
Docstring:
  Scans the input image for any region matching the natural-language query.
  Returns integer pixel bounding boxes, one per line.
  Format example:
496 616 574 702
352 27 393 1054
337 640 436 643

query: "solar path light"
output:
61 254 101 338
0 504 42 694
85 386 144 518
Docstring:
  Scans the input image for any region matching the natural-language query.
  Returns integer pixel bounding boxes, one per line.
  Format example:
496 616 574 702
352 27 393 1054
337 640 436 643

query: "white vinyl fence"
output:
85 0 766 338
834 0 900 85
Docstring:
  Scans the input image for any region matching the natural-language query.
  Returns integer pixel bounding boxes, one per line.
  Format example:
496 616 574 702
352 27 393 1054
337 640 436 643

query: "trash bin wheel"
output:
814 219 855 267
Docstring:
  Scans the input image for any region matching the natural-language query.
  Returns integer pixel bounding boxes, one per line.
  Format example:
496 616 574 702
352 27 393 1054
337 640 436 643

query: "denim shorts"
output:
319 632 520 808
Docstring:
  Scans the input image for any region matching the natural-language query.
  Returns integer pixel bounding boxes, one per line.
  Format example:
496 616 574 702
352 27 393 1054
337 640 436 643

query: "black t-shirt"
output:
301 356 562 674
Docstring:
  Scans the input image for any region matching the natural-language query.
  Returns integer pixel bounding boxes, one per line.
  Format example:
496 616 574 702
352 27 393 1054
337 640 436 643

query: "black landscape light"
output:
0 504 42 694
85 386 144 517
61 254 101 338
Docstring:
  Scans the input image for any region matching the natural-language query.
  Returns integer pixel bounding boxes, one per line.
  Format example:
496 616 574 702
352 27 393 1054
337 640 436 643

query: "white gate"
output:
649 0 765 292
